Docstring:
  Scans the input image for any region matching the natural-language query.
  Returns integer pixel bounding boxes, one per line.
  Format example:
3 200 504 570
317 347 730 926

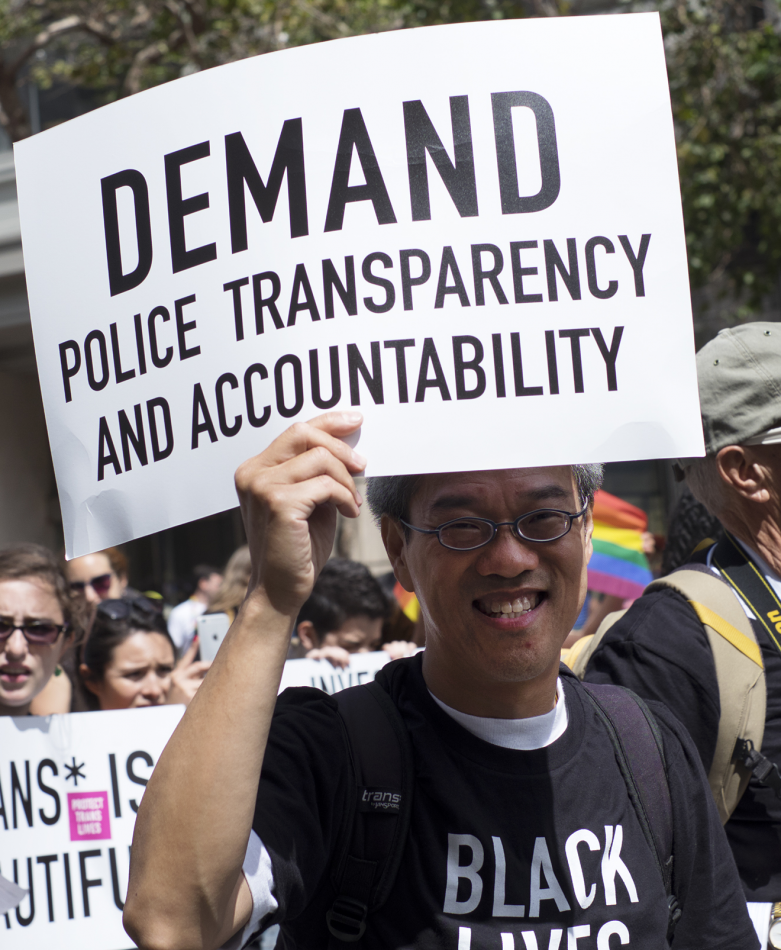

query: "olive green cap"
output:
696 322 781 456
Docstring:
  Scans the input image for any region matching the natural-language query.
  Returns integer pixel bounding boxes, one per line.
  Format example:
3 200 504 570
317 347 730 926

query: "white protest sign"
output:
0 705 183 950
15 13 703 558
279 651 392 692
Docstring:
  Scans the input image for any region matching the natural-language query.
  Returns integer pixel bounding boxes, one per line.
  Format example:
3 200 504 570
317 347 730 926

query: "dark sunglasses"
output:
69 572 113 596
0 618 69 645
96 596 158 622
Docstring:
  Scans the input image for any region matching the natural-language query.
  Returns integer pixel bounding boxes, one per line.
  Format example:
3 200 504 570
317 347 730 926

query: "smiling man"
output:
125 413 756 950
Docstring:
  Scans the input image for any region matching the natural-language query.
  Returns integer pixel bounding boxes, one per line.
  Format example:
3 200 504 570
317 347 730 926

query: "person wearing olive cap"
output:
585 322 781 936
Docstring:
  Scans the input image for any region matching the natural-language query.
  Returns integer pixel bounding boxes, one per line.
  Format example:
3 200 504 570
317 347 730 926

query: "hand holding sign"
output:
235 411 365 618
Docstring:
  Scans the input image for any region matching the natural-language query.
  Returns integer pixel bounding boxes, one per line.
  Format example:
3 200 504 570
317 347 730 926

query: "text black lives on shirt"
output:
55 92 651 483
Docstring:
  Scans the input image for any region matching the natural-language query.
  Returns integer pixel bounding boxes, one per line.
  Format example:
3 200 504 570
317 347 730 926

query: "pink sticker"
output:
67 791 111 841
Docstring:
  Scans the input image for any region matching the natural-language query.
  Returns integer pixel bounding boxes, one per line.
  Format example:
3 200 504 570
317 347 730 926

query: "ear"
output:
381 515 415 594
296 621 318 652
716 446 771 503
583 503 594 565
79 664 101 698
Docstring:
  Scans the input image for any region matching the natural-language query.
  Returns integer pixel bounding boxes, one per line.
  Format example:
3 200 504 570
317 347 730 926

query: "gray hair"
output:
366 464 604 525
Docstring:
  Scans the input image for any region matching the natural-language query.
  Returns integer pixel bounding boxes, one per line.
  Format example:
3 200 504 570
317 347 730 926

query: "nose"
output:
474 524 541 578
140 672 165 704
84 583 102 606
3 627 30 659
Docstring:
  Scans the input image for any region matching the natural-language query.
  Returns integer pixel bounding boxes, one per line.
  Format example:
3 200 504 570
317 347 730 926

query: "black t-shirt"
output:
584 583 781 901
251 655 755 949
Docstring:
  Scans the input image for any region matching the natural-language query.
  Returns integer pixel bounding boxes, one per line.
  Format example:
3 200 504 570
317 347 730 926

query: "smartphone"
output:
197 612 231 662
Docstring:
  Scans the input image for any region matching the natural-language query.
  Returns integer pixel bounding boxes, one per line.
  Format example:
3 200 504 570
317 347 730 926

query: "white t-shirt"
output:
167 597 206 653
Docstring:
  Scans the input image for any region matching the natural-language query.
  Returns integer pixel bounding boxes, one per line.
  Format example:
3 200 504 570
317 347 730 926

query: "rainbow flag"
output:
588 490 653 601
394 581 420 622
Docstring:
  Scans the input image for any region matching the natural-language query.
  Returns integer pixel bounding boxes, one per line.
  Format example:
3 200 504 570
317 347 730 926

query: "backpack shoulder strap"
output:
328 680 414 945
565 609 628 679
648 569 766 823
580 683 681 940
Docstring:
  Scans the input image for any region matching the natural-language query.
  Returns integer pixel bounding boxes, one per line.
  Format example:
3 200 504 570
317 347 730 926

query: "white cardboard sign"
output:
279 651 392 692
15 14 703 558
0 705 184 950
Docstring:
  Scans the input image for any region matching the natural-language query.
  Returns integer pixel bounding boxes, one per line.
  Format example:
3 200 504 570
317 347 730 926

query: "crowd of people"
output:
3 320 781 949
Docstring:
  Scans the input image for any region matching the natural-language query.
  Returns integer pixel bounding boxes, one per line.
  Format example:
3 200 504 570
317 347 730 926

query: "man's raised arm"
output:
123 412 365 950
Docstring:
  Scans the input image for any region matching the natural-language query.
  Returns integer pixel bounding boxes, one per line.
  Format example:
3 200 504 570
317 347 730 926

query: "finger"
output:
185 661 212 677
273 446 361 504
176 636 200 669
273 474 362 521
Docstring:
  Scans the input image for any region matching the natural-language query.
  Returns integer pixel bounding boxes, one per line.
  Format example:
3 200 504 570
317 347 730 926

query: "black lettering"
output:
63 852 74 919
591 326 624 391
403 95 478 221
491 91 560 214
362 252 395 313
147 398 174 461
11 761 32 828
109 753 122 819
492 333 506 397
274 355 304 418
415 338 451 402
384 339 415 404
252 271 284 333
471 244 508 306
101 169 153 296
619 234 651 296
310 347 341 409
109 847 126 912
545 329 559 395
133 313 147 375
434 247 470 308
110 322 136 384
347 342 383 406
244 364 271 427
97 417 122 481
84 330 110 391
400 249 431 311
191 383 218 449
13 858 34 925
148 307 174 368
164 141 217 273
511 332 543 396
37 760 60 825
324 108 397 231
544 238 581 301
0 776 8 830
223 277 249 342
225 123 308 248
127 751 153 814
287 263 321 326
216 373 242 437
559 328 590 393
118 404 148 471
323 257 357 319
37 855 58 922
585 236 618 299
175 294 200 360
59 341 81 403
510 240 543 303
79 849 102 917
453 336 485 399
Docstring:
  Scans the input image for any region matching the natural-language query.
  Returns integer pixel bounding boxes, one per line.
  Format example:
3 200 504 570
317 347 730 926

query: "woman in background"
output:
0 543 82 716
65 546 130 606
205 545 251 624
79 596 210 710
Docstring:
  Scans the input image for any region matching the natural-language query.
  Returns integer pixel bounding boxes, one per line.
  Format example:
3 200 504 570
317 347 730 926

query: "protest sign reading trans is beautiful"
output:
14 13 703 557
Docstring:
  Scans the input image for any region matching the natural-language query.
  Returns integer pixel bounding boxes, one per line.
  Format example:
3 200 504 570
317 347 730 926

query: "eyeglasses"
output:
400 502 589 551
0 618 69 645
69 573 113 596
96 596 158 622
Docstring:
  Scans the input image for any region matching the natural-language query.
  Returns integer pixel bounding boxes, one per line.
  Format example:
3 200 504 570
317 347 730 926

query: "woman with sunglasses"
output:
65 547 129 606
79 596 211 710
0 543 80 717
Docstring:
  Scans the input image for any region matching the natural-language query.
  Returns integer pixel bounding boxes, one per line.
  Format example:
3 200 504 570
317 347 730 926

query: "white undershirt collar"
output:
428 678 568 750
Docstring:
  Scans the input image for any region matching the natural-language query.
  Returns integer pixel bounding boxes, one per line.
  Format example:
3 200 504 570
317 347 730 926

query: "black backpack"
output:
325 675 680 948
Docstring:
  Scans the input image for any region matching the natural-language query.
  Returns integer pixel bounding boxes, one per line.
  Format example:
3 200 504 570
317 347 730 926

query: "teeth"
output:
483 593 538 617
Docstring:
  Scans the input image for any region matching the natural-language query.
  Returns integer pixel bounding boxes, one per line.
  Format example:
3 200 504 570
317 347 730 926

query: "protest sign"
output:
14 13 703 557
0 705 183 950
279 650 393 692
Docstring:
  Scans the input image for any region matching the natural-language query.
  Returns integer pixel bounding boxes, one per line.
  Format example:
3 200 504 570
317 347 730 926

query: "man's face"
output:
321 615 383 653
387 467 592 688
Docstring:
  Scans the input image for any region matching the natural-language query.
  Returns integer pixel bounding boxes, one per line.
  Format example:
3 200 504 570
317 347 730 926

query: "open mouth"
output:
474 592 543 618
0 666 31 684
